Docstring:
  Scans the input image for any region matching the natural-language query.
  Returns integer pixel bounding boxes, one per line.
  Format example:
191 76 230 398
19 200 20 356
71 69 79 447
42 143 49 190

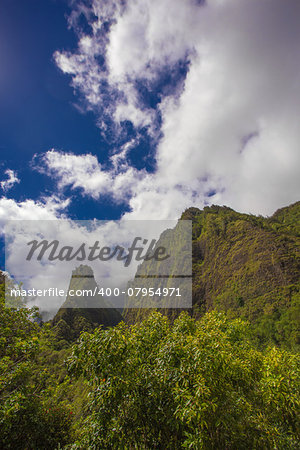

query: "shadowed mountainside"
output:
51 265 122 341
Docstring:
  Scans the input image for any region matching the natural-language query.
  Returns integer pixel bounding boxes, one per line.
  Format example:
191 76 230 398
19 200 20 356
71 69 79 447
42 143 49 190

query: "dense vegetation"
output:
0 202 299 448
68 312 300 449
1 291 299 448
0 278 89 449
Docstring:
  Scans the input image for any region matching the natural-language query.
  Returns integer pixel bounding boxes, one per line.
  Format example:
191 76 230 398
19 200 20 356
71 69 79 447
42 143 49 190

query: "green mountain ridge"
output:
125 201 300 349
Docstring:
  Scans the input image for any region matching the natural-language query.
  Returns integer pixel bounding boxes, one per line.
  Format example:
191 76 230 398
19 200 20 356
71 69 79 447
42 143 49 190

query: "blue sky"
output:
1 0 300 271
0 0 130 219
0 0 191 222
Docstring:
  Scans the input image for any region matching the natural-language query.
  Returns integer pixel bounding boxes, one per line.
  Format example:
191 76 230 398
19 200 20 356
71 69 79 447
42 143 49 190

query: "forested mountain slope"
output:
126 202 300 349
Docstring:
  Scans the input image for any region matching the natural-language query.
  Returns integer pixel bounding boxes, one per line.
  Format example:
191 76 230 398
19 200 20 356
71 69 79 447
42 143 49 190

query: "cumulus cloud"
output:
0 195 70 231
36 150 111 199
0 169 20 192
34 149 145 203
52 0 300 218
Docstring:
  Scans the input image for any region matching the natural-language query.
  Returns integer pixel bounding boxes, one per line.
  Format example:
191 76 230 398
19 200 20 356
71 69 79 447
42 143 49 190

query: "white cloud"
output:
0 195 69 228
153 0 300 215
0 169 20 192
36 149 145 203
39 150 111 199
0 195 71 314
52 0 300 218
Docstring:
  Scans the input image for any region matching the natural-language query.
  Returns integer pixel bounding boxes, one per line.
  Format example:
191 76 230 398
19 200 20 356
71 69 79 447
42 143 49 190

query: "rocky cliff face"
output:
186 203 299 315
51 265 122 341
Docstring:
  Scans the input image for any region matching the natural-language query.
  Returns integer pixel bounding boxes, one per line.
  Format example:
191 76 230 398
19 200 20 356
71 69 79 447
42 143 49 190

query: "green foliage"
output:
187 202 300 350
0 282 77 449
67 312 300 449
251 290 300 351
